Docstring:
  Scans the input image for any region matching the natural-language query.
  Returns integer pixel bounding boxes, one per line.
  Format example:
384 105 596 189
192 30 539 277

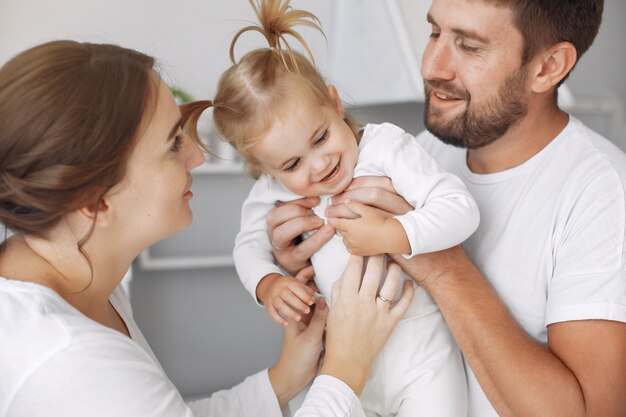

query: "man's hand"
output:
266 197 334 275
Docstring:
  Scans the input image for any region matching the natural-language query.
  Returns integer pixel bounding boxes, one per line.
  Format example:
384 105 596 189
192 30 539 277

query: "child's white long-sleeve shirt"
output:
234 123 480 301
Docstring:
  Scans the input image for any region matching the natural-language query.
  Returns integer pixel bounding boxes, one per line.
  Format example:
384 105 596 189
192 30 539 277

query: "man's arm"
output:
267 179 411 272
393 247 626 417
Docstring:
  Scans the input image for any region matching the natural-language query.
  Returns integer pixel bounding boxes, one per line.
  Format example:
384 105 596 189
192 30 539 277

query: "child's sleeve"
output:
233 175 285 305
359 123 480 257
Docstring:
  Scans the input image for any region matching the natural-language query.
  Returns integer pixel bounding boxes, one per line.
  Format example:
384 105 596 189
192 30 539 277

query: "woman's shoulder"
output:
0 278 142 401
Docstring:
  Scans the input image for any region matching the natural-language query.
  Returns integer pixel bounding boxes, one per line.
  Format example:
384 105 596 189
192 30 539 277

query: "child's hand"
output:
257 267 317 327
328 200 411 256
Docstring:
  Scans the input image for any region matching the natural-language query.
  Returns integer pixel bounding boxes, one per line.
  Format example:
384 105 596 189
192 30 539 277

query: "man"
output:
265 0 626 415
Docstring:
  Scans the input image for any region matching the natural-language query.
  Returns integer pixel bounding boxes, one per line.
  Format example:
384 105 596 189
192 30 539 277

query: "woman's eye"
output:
284 158 301 172
314 130 329 146
171 134 183 152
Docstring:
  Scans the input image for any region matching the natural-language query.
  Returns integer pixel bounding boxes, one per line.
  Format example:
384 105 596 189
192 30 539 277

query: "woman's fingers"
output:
376 261 402 306
300 298 328 340
390 280 414 320
269 197 320 226
360 255 384 300
336 255 364 300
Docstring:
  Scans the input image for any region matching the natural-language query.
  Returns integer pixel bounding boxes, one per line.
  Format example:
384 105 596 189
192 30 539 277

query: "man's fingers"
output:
275 196 320 209
289 224 334 257
271 215 324 249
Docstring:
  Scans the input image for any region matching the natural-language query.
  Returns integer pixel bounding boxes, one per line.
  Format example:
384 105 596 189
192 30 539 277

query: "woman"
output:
0 40 413 416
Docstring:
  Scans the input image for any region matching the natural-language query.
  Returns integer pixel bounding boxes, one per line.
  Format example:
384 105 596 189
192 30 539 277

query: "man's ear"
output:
531 41 577 94
77 197 112 228
327 85 345 116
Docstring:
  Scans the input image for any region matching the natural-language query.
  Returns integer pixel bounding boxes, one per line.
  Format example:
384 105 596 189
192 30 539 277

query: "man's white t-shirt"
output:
0 277 364 417
417 116 626 417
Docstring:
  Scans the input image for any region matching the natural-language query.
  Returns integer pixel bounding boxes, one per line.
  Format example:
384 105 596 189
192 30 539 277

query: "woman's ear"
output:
531 41 577 94
77 198 112 228
327 85 345 116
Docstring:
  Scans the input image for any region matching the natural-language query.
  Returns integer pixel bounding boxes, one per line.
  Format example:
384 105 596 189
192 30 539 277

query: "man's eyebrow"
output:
427 13 490 44
167 117 182 141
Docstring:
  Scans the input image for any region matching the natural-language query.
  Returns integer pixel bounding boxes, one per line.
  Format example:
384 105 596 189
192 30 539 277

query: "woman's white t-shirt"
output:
0 277 363 417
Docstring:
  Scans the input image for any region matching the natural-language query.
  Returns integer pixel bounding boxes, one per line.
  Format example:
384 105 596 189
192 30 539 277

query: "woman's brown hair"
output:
0 40 158 240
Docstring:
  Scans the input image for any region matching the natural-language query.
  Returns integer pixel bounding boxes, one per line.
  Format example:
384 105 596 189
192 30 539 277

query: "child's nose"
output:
311 154 331 175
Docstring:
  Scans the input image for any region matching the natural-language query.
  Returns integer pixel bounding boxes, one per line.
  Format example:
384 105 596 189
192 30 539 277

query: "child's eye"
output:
313 129 329 146
283 158 301 173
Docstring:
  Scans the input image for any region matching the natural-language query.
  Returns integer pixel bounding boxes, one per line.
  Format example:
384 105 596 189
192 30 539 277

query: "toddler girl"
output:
187 1 479 415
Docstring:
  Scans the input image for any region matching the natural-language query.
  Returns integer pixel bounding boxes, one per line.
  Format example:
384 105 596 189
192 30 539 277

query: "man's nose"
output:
421 38 455 82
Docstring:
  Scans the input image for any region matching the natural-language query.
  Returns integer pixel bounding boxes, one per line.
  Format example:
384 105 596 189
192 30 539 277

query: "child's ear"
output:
327 85 345 116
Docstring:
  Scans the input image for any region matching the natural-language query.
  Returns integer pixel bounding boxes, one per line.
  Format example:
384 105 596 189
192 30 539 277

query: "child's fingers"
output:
267 305 289 327
274 297 303 322
290 283 315 305
281 290 312 315
293 265 315 285
327 216 349 232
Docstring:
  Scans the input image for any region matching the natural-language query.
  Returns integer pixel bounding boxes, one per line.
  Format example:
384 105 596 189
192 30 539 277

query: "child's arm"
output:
328 123 479 257
234 175 316 326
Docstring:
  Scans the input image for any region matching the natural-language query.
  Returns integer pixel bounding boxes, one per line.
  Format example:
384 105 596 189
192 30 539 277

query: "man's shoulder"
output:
560 117 626 179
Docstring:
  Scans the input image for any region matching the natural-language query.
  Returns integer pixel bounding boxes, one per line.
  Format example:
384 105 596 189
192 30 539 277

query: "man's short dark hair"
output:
485 0 603 67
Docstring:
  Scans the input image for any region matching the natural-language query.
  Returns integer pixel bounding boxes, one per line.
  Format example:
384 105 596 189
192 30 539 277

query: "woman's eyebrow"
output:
167 118 182 141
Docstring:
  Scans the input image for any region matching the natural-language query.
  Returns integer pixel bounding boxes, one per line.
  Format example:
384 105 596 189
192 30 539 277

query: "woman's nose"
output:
421 38 455 82
187 136 206 170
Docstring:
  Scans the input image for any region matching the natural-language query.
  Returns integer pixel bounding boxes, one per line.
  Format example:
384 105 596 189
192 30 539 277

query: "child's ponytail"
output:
229 0 324 72
181 100 213 151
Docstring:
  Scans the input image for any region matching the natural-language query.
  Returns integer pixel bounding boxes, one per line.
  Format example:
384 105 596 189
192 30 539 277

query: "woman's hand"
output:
320 255 414 395
268 296 329 407
266 197 335 275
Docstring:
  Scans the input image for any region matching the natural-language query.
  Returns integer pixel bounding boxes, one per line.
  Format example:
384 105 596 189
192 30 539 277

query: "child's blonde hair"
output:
184 0 358 178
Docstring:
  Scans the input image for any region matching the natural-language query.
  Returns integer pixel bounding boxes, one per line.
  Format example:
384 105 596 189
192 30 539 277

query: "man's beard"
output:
424 67 529 149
